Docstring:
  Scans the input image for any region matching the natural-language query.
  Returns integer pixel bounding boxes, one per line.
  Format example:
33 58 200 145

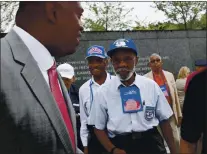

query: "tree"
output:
152 2 207 30
1 1 19 32
133 21 148 30
133 19 183 30
198 13 207 29
83 2 134 31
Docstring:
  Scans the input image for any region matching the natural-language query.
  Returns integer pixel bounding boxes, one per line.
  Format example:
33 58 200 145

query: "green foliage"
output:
133 2 206 30
133 21 148 30
83 2 134 31
0 1 19 32
152 1 207 30
133 13 206 30
199 13 207 29
133 21 181 30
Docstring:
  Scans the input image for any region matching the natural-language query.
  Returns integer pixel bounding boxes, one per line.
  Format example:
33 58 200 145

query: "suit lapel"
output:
163 71 175 103
148 71 154 80
5 30 73 154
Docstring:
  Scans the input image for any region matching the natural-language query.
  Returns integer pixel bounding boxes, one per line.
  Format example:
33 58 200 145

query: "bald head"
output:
15 2 84 57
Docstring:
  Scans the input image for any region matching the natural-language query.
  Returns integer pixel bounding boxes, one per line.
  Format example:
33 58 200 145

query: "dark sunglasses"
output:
150 59 161 64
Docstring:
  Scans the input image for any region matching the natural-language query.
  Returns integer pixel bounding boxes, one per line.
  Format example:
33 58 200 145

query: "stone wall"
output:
2 30 205 88
57 30 206 88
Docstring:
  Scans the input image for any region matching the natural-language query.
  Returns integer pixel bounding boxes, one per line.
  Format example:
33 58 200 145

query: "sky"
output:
81 2 167 27
122 2 167 24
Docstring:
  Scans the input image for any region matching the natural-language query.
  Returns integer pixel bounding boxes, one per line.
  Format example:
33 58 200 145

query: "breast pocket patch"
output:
144 106 155 121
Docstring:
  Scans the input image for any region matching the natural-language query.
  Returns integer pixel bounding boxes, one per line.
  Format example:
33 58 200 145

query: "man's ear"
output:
45 2 57 24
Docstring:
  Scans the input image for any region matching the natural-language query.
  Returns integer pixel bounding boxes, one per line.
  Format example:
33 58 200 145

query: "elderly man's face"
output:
111 49 138 80
149 56 163 71
47 2 84 57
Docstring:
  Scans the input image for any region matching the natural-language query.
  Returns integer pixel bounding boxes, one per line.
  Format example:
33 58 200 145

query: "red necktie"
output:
48 63 76 152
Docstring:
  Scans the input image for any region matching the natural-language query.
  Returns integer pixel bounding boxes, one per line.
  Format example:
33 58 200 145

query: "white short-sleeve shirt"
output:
94 74 173 138
79 73 114 146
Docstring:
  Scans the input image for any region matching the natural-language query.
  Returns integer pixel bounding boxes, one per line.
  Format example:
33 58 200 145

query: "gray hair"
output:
149 53 162 62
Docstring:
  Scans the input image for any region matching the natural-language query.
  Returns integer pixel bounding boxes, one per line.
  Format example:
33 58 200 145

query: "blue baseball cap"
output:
195 59 207 66
107 38 138 57
85 45 107 59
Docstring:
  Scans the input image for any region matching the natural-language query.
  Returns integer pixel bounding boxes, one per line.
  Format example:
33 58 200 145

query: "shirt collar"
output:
115 73 142 89
13 25 54 71
90 72 111 86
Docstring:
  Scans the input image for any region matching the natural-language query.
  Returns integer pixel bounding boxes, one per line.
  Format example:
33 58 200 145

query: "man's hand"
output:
113 148 126 154
83 147 88 154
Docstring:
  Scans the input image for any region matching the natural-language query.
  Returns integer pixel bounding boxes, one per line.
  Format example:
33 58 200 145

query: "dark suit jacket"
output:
69 84 80 113
0 30 82 154
69 84 83 151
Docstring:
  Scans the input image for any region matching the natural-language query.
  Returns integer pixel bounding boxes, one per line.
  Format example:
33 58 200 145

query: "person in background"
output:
183 59 207 154
185 59 207 92
93 38 177 154
79 45 114 154
0 2 83 154
180 69 207 154
145 53 182 153
57 63 83 151
175 66 190 111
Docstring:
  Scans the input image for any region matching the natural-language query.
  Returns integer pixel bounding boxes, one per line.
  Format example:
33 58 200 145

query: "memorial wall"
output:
57 30 206 88
1 30 206 88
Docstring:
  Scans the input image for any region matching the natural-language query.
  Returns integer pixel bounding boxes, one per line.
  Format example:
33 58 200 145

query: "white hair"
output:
149 53 162 62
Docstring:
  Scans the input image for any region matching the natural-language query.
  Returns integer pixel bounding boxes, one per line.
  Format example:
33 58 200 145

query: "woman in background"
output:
176 66 190 111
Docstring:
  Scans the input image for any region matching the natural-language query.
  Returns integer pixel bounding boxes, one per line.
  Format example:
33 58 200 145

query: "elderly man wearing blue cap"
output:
79 45 114 154
92 38 177 154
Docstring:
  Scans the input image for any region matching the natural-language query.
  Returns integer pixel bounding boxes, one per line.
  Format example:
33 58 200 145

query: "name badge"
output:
145 106 155 121
160 84 169 97
120 85 143 113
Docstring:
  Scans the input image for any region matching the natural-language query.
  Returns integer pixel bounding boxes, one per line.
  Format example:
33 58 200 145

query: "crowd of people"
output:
1 2 206 154
59 40 206 154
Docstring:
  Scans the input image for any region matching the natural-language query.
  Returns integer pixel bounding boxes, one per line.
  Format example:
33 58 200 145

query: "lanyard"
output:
153 70 167 85
89 74 111 111
153 70 173 104
84 74 111 117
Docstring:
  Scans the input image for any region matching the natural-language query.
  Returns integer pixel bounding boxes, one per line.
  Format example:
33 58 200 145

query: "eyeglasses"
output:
111 57 135 65
150 59 161 64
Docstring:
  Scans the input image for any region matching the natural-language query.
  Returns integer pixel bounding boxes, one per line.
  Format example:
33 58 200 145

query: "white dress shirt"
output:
79 73 114 147
94 74 173 138
13 25 54 86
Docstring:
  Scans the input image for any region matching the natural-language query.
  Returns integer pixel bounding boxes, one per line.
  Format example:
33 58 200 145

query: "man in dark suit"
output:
0 2 83 154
